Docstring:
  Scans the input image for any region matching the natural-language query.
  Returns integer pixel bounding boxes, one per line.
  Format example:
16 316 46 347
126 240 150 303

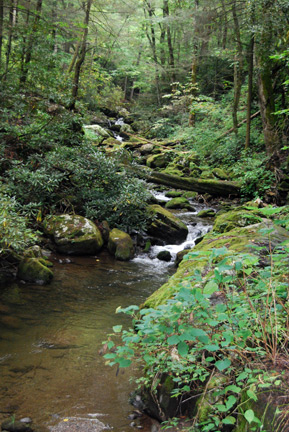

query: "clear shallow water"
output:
0 201 214 431
0 252 174 431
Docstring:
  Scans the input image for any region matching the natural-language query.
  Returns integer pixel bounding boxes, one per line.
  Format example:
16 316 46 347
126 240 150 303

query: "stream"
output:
0 196 213 432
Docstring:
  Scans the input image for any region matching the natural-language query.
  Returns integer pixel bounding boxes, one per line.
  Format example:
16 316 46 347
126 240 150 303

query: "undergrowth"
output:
103 219 289 431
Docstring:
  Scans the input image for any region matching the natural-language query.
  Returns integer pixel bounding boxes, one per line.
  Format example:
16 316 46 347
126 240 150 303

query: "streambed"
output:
0 203 213 431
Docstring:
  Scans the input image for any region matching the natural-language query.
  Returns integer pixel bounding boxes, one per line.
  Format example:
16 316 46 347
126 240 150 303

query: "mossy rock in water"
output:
144 220 289 308
101 137 121 147
183 191 198 200
165 190 183 198
108 228 134 261
43 214 104 255
17 258 53 284
212 167 229 180
157 250 172 262
147 152 172 169
197 209 216 218
147 205 188 244
165 197 196 211
213 209 263 233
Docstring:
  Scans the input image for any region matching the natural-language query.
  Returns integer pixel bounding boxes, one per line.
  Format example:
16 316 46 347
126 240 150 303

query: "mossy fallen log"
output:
147 171 241 197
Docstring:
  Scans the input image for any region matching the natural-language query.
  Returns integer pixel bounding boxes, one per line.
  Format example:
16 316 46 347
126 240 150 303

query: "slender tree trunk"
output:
256 1 280 155
143 0 161 104
245 34 254 150
20 0 42 85
0 0 4 66
189 0 199 126
4 0 15 78
163 0 175 82
221 0 227 49
232 0 243 135
69 0 93 110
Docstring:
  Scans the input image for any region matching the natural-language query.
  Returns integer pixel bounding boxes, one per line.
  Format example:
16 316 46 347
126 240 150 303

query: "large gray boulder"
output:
43 215 104 255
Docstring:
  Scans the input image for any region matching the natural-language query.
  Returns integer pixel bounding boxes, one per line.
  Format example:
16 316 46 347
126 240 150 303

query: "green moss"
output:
17 258 53 284
197 209 216 218
213 210 263 233
108 228 135 261
165 197 195 211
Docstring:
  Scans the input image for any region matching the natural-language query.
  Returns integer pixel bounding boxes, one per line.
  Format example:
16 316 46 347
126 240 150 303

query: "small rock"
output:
157 250 171 262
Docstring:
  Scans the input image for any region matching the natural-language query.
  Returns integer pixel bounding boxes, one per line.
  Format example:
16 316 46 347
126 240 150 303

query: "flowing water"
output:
0 199 213 431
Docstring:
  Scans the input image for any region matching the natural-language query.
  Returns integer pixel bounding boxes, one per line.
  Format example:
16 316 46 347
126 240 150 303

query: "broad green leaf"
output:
118 358 132 368
244 409 255 424
247 389 257 401
215 358 231 371
225 384 241 394
113 325 122 333
204 280 219 295
222 416 236 425
167 334 180 345
177 341 189 357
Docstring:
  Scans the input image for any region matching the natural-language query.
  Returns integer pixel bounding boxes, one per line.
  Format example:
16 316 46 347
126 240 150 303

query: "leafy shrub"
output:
0 190 38 256
5 143 151 232
103 240 288 431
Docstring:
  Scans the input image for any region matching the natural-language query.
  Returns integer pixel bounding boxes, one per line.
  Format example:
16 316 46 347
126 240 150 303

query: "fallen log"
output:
147 171 241 197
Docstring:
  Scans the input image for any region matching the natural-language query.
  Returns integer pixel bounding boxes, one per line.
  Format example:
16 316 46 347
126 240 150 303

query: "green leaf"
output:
225 384 241 394
222 416 236 425
244 409 255 424
167 334 180 345
204 280 219 295
215 358 231 371
118 358 132 368
247 389 258 401
203 344 219 352
113 325 122 333
177 341 189 357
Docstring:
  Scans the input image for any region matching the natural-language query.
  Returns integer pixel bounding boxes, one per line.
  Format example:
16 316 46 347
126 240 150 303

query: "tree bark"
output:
163 0 175 82
20 0 42 85
69 0 93 110
232 0 243 135
256 1 280 155
245 34 254 150
0 0 3 66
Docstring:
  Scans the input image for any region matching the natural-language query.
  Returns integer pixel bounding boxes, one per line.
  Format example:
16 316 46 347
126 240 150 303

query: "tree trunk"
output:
245 34 254 150
256 1 280 155
0 0 3 66
4 0 16 78
20 0 42 85
188 0 199 126
69 0 93 110
163 0 175 82
143 0 161 104
232 0 243 135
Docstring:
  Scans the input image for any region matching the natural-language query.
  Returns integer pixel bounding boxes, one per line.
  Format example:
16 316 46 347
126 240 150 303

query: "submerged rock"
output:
1 419 33 432
17 258 53 284
108 228 135 261
147 205 188 244
43 215 104 255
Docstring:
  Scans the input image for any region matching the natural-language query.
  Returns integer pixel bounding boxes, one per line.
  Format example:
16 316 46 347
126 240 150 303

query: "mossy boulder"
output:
197 209 216 218
43 214 104 255
147 205 188 244
139 143 155 155
17 258 53 284
213 209 263 233
147 152 172 169
165 197 196 211
108 228 135 261
101 137 121 147
165 190 183 198
157 250 172 262
212 167 230 180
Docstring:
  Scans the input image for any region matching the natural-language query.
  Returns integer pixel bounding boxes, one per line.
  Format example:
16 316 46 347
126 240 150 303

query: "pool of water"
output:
0 251 174 431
